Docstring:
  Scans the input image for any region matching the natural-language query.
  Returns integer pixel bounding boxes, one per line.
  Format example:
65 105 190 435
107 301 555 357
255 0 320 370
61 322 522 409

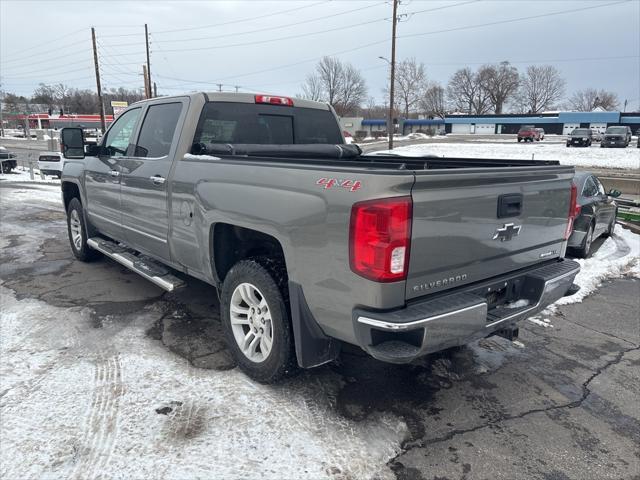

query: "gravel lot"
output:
0 179 638 480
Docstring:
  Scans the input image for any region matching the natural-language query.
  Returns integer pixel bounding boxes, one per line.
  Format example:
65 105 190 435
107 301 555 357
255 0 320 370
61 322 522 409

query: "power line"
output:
157 18 387 54
0 39 88 67
107 2 386 48
0 28 87 62
154 1 330 36
1 59 94 77
400 0 632 41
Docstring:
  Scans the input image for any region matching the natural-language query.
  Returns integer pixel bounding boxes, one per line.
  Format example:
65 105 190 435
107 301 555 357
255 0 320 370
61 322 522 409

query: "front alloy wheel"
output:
69 209 83 251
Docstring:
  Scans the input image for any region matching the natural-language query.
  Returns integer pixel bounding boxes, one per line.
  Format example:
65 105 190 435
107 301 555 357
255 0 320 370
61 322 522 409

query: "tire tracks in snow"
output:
71 351 123 480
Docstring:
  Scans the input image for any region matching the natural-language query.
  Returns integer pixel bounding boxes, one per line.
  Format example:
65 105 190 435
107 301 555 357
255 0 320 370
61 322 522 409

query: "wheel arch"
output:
61 181 83 211
211 223 287 285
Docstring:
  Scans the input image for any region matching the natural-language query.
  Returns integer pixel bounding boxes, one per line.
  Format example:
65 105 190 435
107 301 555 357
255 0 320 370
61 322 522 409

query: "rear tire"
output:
574 222 594 259
603 211 617 237
220 257 296 383
66 197 100 262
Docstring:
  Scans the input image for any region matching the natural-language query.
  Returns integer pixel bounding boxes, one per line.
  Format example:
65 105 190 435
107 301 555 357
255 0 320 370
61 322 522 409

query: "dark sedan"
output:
566 128 593 147
567 172 620 258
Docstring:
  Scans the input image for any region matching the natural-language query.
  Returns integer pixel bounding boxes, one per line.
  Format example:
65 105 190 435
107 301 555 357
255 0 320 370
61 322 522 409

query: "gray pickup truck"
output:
59 92 580 383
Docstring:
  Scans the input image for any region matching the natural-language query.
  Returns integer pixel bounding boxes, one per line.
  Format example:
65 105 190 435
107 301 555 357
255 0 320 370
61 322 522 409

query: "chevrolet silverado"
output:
59 92 580 383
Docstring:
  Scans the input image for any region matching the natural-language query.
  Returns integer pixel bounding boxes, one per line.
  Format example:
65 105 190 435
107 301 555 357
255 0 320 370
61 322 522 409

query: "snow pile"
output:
376 142 640 170
557 225 640 305
528 317 554 328
0 166 61 184
0 184 62 205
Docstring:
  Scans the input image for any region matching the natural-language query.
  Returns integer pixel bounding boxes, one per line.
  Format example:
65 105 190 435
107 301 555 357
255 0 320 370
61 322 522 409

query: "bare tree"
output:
420 83 447 118
447 68 491 114
317 56 343 105
338 64 367 116
569 88 619 111
31 83 57 109
301 56 367 116
387 58 427 118
29 84 144 114
301 74 323 102
478 62 519 114
362 97 388 118
516 65 565 113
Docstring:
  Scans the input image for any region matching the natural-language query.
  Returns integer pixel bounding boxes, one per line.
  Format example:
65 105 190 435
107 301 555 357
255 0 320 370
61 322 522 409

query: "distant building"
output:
354 111 640 136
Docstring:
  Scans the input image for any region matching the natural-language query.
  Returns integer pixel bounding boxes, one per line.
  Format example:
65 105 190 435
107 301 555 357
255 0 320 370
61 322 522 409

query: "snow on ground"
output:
527 224 640 326
557 225 640 305
0 165 61 184
0 286 406 480
376 141 640 170
0 182 638 478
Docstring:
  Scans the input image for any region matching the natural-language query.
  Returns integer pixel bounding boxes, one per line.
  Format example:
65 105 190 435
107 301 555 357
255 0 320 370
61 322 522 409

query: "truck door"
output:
84 107 142 241
119 99 186 261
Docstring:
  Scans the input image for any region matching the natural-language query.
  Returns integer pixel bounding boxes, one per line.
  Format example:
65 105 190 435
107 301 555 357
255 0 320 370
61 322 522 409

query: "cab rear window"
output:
193 102 342 145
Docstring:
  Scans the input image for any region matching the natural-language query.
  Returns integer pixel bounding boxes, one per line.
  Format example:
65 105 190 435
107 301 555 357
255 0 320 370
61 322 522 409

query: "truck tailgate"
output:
407 165 574 300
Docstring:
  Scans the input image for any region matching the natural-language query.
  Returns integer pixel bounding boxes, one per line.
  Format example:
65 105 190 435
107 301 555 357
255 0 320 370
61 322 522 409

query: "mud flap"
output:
288 282 341 368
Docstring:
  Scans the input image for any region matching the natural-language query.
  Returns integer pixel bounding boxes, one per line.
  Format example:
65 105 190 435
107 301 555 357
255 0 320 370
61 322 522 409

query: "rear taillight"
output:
564 183 579 240
349 196 412 282
254 95 293 106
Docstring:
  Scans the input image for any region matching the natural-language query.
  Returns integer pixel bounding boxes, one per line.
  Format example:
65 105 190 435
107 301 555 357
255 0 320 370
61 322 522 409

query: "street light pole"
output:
387 0 398 150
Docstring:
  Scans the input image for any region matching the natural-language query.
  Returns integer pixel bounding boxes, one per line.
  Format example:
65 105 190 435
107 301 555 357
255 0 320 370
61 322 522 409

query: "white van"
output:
38 152 64 178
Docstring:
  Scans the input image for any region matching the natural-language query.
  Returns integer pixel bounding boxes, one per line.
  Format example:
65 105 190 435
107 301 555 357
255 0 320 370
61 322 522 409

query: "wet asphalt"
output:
0 181 638 480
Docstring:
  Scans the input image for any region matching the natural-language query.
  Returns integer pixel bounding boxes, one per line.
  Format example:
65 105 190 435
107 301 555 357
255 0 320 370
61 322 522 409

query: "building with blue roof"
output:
344 111 640 137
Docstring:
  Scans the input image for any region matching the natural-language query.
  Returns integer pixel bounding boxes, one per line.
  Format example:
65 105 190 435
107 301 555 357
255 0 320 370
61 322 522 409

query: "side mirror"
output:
85 144 101 157
60 128 85 159
608 189 622 198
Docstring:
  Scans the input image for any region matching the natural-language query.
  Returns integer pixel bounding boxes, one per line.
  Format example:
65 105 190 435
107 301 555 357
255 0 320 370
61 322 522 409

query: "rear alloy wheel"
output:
221 258 295 383
575 223 594 258
229 283 274 363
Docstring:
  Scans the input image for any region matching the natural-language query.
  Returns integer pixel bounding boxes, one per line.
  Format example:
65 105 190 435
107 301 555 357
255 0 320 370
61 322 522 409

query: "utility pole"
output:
91 27 106 133
387 0 398 150
0 87 4 138
142 65 150 98
145 24 152 98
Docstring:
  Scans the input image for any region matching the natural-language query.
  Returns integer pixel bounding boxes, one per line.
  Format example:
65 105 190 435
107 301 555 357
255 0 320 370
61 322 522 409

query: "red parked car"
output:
517 125 541 142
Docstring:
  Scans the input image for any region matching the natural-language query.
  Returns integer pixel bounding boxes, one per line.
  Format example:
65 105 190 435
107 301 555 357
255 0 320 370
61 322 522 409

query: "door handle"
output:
109 170 120 177
150 175 166 185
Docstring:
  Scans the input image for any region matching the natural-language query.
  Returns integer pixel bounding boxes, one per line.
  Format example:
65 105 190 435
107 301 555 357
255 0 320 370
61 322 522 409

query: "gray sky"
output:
1 0 639 110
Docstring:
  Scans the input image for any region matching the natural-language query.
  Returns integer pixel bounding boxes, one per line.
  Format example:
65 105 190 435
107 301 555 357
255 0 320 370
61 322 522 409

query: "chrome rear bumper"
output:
353 259 580 363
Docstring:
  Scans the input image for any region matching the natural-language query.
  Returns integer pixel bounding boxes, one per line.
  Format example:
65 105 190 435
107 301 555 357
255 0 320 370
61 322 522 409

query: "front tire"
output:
66 197 99 262
220 258 295 383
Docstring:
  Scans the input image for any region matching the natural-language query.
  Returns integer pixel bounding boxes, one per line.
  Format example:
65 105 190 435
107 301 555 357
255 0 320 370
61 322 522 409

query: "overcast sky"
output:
1 0 639 110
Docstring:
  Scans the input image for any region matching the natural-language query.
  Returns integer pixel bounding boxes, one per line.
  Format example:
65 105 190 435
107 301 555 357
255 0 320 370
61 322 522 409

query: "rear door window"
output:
134 102 183 158
582 177 598 197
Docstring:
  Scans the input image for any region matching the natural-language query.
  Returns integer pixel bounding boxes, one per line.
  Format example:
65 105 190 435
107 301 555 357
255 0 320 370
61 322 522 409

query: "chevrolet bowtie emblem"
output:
493 223 522 242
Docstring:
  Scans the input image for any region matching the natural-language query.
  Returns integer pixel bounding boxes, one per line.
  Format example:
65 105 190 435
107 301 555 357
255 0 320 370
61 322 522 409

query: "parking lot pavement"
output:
1 182 639 480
